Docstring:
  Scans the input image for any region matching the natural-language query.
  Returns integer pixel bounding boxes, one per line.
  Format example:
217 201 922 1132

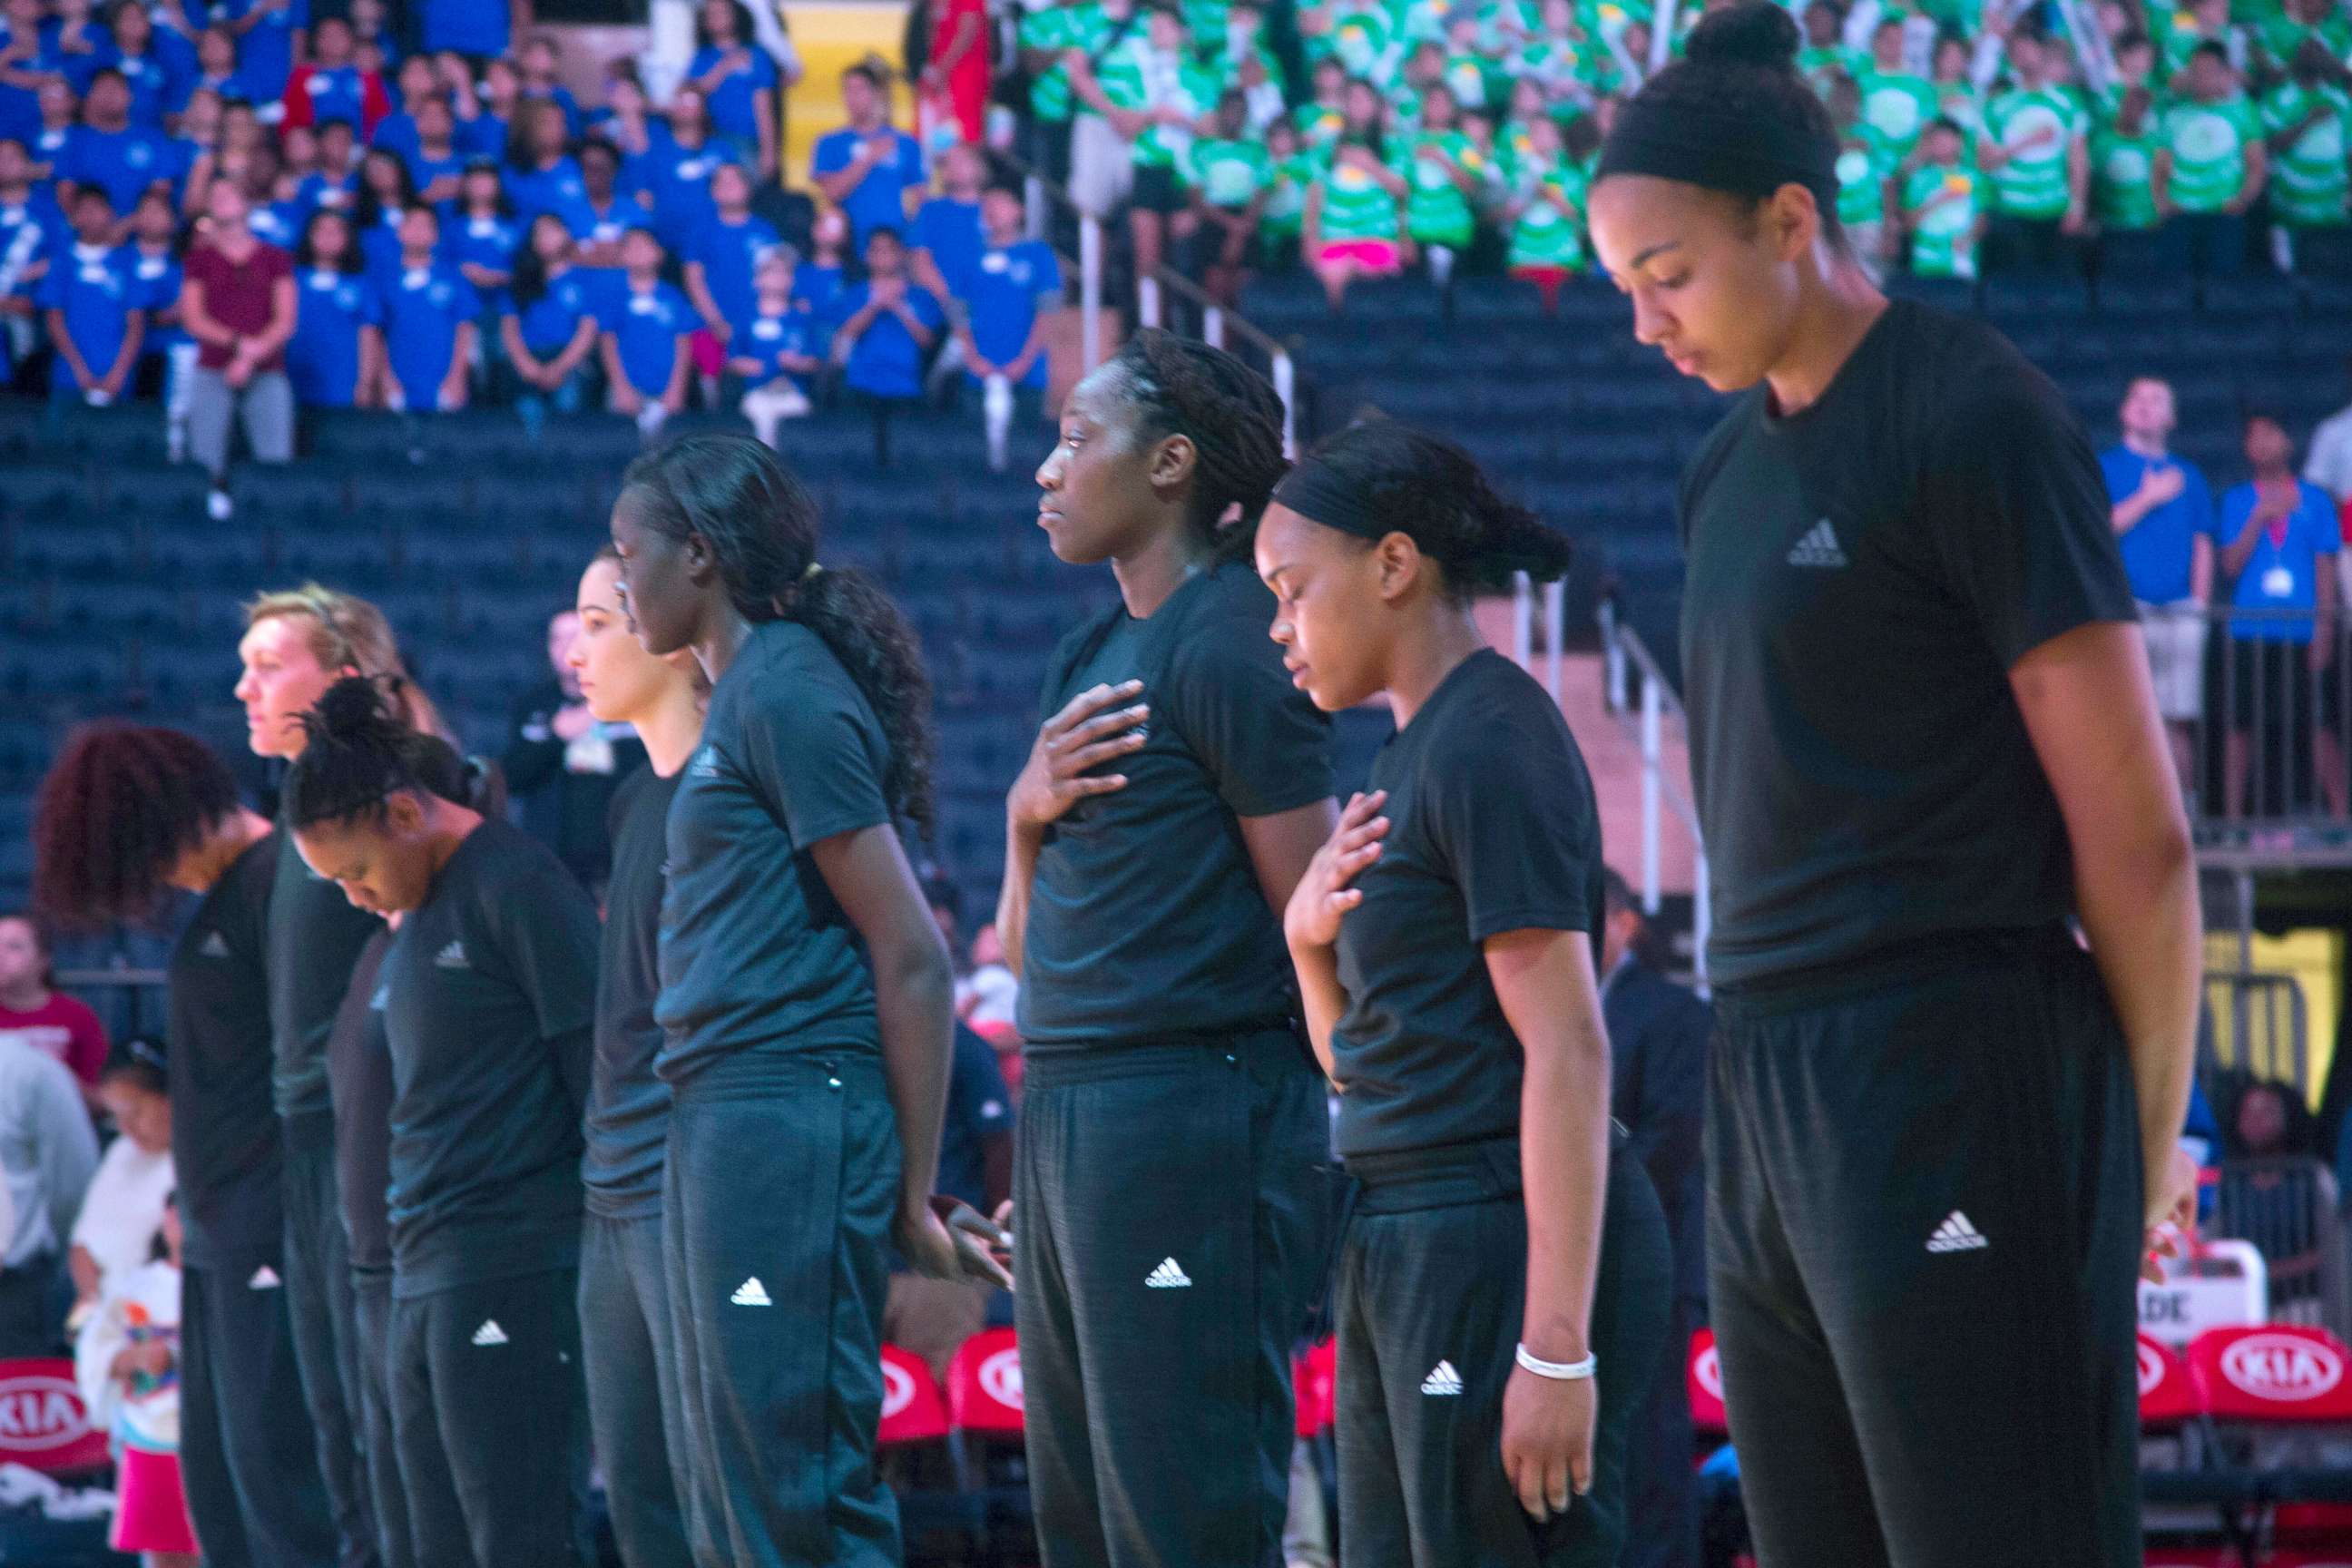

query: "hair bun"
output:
1684 2 1802 71
311 673 402 740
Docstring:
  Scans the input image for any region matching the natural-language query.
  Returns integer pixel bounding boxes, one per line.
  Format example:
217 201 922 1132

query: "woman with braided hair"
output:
992 328 1335 1568
607 431 1008 1568
31 724 338 1568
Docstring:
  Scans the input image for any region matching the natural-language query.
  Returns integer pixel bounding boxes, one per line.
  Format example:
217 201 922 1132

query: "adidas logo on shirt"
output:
198 931 231 959
1786 518 1848 569
1926 1211 1989 1254
1144 1258 1192 1289
434 940 468 969
471 1320 509 1347
248 1265 280 1290
1420 1360 1465 1396
730 1278 773 1308
690 748 720 779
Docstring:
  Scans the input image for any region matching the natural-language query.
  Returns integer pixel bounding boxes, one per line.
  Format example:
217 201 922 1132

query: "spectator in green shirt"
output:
1798 0 1863 93
1017 0 1095 183
1186 90 1272 303
1827 71 1898 275
1296 58 1350 152
2263 41 2352 257
1260 117 1315 257
1304 128 1408 309
1929 31 1983 145
1397 82 1485 280
2255 0 2352 86
1859 15 1941 165
2158 0 2243 89
2092 84 2171 273
1978 25 2090 270
1901 116 1987 277
2159 41 2266 275
1504 111 1590 308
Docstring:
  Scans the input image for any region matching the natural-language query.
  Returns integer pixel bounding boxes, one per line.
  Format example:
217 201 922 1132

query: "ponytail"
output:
1102 329 1289 558
618 434 937 838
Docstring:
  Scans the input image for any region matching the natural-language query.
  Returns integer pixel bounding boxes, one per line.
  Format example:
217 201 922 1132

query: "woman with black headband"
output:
995 329 1333 1568
607 433 1006 1568
1255 421 1671 1568
1585 6 2200 1563
285 678 597 1568
31 725 337 1568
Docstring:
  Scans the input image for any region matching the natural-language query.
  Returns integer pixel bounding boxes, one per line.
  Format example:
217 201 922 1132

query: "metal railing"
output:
54 967 169 1042
1596 598 1710 990
2153 605 2352 847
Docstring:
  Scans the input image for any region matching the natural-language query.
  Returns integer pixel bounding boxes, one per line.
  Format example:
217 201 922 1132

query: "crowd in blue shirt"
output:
0 0 1070 445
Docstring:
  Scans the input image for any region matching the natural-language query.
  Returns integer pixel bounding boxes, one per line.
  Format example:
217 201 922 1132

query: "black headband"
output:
1269 457 1387 542
1596 97 1839 210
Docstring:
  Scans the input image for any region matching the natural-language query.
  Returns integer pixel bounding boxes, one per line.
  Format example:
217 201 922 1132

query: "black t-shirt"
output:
657 619 893 1081
503 678 647 890
169 832 286 1269
1677 299 2135 989
585 763 679 1220
268 819 383 1120
326 926 394 1272
379 818 599 1297
1331 651 1603 1161
1018 564 1334 1048
938 1021 1014 1211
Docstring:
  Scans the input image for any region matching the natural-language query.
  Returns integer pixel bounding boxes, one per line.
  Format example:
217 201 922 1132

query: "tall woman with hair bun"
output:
992 328 1337 1568
607 431 1005 1568
282 677 598 1568
30 724 338 1568
236 582 448 1568
1255 420 1671 1568
1585 4 2200 1561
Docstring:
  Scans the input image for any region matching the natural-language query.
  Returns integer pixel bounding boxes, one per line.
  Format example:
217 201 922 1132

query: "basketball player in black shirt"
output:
1256 423 1671 1568
32 725 338 1568
995 330 1335 1568
1585 6 2202 1561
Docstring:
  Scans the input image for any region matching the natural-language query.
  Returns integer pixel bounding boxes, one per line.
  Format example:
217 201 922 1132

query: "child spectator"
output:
1259 117 1310 264
1294 56 1348 153
288 205 378 407
351 143 416 279
1978 26 2088 270
590 64 652 162
958 181 1058 395
1305 130 1406 309
2102 376 2216 791
1397 82 1483 287
1900 116 1984 278
682 158 778 357
505 95 589 231
2261 42 2351 270
76 1191 193 1568
448 157 518 303
43 185 144 404
33 77 76 175
214 0 305 109
473 54 522 159
1858 15 1937 167
640 83 722 252
2091 84 2166 272
794 202 849 328
377 203 476 412
1186 90 1270 304
105 2 184 131
60 69 170 225
687 0 780 181
126 188 187 448
1105 5 1216 288
371 54 438 164
295 115 358 217
908 140 985 309
1826 72 1895 278
181 174 293 518
406 94 466 213
597 224 691 432
280 15 385 138
1929 32 1981 142
831 223 941 428
500 211 599 426
1062 0 1147 214
1504 111 1586 309
811 60 925 242
0 913 106 1100
516 33 582 138
920 0 989 149
729 246 818 444
571 135 650 318
69 1048 172 1314
2161 42 2265 276
186 25 242 108
1016 0 1087 183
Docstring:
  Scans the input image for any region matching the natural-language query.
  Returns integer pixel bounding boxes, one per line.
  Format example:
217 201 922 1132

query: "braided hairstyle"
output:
1294 420 1572 600
281 675 434 831
618 433 937 838
31 722 244 928
1101 328 1289 557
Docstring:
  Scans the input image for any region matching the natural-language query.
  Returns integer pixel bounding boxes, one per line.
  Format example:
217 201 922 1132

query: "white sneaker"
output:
206 488 232 522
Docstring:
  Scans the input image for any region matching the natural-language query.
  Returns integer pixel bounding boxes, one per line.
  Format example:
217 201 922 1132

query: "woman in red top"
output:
0 912 108 1108
923 0 990 147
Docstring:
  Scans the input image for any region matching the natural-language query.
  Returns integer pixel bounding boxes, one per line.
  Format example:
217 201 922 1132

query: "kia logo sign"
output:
2220 1334 2346 1402
1693 1346 1723 1401
979 1348 1024 1412
0 1373 92 1453
2137 1341 2166 1397
881 1359 915 1421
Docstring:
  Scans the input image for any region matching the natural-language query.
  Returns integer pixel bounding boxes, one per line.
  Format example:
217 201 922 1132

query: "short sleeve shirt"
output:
184 239 293 371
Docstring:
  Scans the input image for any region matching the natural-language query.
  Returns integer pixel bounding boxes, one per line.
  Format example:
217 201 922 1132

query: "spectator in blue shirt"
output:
832 224 941 403
40 184 142 401
684 0 781 181
810 62 924 243
127 186 186 436
103 3 183 129
184 24 245 110
729 245 818 445
352 145 416 280
2217 412 2347 818
958 181 1060 394
370 54 436 163
500 210 599 425
794 202 849 330
682 159 776 348
516 34 582 137
30 77 74 176
568 135 649 319
419 0 524 60
214 0 304 106
598 225 691 431
466 54 521 159
288 204 379 407
404 93 466 213
909 141 985 308
2100 375 2216 792
43 0 104 94
293 118 360 220
0 135 61 298
58 70 169 230
505 98 592 236
636 84 722 253
377 203 476 411
448 158 518 306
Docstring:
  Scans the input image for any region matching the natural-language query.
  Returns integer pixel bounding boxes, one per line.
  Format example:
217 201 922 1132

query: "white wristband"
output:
1515 1343 1596 1381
